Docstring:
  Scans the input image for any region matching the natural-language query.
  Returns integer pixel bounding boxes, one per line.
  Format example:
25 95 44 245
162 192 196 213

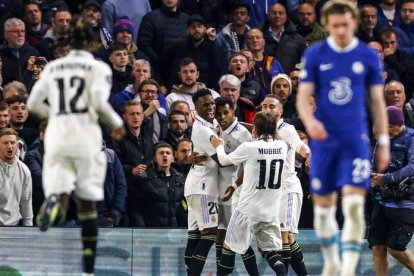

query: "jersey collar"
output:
327 36 358 53
276 118 284 130
195 115 218 129
222 118 239 135
68 49 94 58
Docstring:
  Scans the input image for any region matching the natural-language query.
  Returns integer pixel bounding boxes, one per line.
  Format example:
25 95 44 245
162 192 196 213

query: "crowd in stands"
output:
0 0 414 228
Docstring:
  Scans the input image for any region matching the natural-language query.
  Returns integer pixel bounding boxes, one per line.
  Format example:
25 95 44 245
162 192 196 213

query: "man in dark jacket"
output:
137 0 189 92
260 3 306 74
0 18 39 86
127 143 187 227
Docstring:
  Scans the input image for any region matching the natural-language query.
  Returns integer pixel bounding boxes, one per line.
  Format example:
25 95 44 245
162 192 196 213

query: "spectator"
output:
0 0 24 45
380 28 414 99
110 60 167 116
261 3 306 73
24 119 47 216
179 0 228 29
164 110 191 150
244 0 277 28
384 80 414 128
38 0 68 26
0 101 10 130
97 143 127 227
22 55 47 92
2 81 27 102
271 73 297 119
357 5 381 43
137 0 189 92
219 74 255 124
168 14 218 89
167 58 219 122
296 3 327 46
377 0 400 29
169 100 193 126
108 43 132 94
101 0 152 43
114 100 153 179
52 37 71 59
0 18 40 86
23 1 48 48
228 52 265 106
246 28 283 93
215 2 251 78
393 0 414 58
172 138 193 177
0 128 33 226
370 106 414 275
368 41 400 83
6 95 39 150
37 9 72 61
127 142 187 227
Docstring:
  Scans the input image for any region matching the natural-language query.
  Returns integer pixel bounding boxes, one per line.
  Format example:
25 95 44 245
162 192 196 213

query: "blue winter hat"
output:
387 105 404 126
113 16 134 37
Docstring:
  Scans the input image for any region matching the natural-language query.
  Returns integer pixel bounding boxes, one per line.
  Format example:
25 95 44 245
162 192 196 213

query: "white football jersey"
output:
28 50 123 156
216 138 287 222
184 115 219 197
277 119 305 195
218 119 252 206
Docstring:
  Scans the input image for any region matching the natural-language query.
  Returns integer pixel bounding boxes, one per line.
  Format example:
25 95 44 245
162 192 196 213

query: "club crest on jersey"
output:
352 61 364 74
328 77 353 105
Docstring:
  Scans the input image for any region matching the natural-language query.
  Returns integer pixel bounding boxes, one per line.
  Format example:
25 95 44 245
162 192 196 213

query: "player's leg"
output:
388 248 414 273
185 200 201 275
372 246 388 276
340 185 367 276
368 201 389 276
280 231 291 272
313 193 341 276
278 192 291 273
256 223 286 276
78 199 99 276
189 195 218 275
216 204 228 265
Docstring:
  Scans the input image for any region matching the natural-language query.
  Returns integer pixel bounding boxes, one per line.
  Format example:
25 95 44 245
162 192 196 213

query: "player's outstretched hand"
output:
222 186 235 202
305 119 328 140
211 136 224 148
111 127 126 141
375 144 390 173
184 152 208 165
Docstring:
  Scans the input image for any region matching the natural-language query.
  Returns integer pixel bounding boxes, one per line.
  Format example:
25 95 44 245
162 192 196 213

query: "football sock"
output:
190 234 215 275
290 240 308 276
184 230 201 275
217 248 236 275
241 246 259 275
280 243 291 273
314 206 341 276
261 250 287 276
216 243 223 265
341 195 365 276
78 211 98 274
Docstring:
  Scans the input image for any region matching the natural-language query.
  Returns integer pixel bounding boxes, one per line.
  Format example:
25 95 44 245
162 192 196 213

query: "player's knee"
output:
201 227 217 236
342 194 365 241
314 206 338 238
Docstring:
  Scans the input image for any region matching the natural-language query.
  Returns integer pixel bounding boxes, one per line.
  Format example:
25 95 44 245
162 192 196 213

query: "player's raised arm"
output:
369 84 391 172
27 68 50 119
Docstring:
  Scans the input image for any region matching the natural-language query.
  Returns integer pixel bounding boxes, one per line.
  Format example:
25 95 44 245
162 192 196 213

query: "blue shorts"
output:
310 136 371 195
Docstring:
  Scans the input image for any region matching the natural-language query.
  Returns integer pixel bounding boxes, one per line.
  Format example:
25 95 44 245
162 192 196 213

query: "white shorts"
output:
218 204 232 230
225 210 282 254
187 194 219 231
278 192 302 234
42 151 106 201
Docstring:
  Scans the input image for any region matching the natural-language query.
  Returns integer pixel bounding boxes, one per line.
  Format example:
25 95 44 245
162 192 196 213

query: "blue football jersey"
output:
300 37 384 139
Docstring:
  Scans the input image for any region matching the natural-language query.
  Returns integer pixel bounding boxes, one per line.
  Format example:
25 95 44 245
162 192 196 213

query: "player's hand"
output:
111 127 126 141
206 27 216 40
371 173 385 187
304 157 311 173
211 136 224 148
184 152 208 165
375 144 390 173
222 186 235 202
305 119 328 140
132 164 147 175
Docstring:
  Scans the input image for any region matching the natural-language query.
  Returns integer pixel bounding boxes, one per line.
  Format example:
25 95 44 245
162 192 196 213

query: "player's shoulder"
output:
303 39 329 56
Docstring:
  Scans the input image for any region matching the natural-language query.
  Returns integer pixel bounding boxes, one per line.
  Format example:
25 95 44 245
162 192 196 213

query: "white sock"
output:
82 273 94 276
341 194 365 276
314 206 341 276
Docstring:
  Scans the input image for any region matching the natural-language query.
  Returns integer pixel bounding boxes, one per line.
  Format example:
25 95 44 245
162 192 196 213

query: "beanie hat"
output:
387 105 404 126
113 16 134 37
270 73 292 95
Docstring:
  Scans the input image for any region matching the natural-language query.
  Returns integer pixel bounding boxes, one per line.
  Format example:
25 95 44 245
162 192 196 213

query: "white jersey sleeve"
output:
27 66 51 118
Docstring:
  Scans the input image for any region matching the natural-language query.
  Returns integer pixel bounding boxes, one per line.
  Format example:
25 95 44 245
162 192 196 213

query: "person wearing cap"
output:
137 0 189 93
167 14 218 89
215 1 251 78
271 73 298 119
370 105 414 276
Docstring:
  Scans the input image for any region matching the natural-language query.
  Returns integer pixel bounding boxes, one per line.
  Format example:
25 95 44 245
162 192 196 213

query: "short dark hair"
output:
176 138 193 150
179 57 198 70
215 97 234 109
137 79 160 92
169 100 190 114
192 88 212 105
229 52 248 64
0 101 9 112
380 27 398 40
52 37 71 50
253 111 277 140
5 95 27 105
168 110 187 122
154 142 174 154
109 42 128 54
